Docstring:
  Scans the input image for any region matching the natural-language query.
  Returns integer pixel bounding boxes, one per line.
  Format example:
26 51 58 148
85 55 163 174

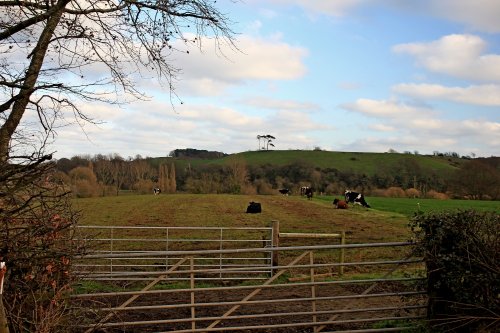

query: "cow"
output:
333 198 348 209
300 186 308 196
278 188 290 196
153 187 161 195
303 187 313 200
345 190 370 208
246 201 262 214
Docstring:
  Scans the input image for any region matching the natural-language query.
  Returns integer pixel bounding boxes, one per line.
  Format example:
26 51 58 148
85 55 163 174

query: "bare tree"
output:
0 2 236 330
0 0 236 162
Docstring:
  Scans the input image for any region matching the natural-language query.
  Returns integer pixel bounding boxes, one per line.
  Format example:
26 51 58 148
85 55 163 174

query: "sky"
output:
49 0 500 159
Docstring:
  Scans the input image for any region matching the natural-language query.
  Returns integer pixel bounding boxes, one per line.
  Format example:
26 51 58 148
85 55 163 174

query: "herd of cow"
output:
153 186 370 212
279 187 371 209
246 188 370 213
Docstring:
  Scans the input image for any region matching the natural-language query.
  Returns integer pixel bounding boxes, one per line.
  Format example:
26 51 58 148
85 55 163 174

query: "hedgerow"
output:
410 210 499 332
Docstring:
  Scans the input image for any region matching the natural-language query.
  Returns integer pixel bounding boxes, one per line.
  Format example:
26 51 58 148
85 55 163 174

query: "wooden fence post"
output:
271 220 280 270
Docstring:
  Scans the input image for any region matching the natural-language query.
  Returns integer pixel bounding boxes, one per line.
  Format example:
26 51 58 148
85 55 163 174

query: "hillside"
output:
150 150 465 177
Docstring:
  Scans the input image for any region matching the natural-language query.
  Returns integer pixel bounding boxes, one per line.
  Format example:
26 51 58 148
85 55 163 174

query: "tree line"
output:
54 154 500 200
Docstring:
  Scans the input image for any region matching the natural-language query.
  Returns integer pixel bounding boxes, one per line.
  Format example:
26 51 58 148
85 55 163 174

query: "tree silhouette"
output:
264 135 276 150
256 135 264 150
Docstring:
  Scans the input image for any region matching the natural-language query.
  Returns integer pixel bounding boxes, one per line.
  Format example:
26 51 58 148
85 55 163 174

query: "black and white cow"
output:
153 187 161 195
301 186 313 200
278 188 290 196
345 190 370 208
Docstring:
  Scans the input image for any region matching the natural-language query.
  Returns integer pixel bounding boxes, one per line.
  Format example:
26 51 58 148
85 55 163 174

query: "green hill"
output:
152 150 465 177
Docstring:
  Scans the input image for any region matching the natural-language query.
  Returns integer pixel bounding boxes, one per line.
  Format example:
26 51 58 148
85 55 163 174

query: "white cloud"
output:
176 35 308 81
259 0 369 17
393 83 500 106
340 97 500 156
254 0 500 32
341 98 424 118
393 34 500 82
429 0 500 33
367 123 395 132
239 96 320 111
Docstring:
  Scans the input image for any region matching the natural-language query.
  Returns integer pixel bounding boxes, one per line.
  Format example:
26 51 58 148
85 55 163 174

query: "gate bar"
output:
73 276 424 298
77 242 414 259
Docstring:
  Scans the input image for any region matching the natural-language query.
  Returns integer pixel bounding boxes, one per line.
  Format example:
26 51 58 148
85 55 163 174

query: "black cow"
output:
153 187 161 195
345 190 370 208
278 188 290 196
246 201 262 213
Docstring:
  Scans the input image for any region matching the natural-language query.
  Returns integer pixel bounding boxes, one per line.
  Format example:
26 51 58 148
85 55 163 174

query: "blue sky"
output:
51 0 499 158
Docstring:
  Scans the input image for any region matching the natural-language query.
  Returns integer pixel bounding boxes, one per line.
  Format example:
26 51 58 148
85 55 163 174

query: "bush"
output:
410 210 499 332
405 188 420 198
386 186 406 198
1 160 84 332
425 190 448 200
133 179 155 194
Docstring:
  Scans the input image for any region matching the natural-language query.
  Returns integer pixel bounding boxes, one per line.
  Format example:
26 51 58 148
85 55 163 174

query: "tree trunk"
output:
0 0 70 162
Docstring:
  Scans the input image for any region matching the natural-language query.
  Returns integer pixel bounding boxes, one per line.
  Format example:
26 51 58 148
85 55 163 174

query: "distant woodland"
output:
53 149 500 200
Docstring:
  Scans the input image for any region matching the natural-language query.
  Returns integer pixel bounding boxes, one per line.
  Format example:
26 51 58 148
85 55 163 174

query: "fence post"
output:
309 252 318 332
339 230 346 275
271 220 280 270
110 227 114 273
190 257 196 331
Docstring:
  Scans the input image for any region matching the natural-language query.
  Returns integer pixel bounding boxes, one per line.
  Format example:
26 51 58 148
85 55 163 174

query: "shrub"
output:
405 188 420 198
386 186 406 198
425 190 448 200
1 160 84 332
371 188 387 197
410 210 499 332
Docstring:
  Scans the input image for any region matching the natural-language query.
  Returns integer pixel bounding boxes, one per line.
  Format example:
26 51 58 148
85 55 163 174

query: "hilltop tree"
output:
0 0 236 162
256 134 264 150
264 135 276 150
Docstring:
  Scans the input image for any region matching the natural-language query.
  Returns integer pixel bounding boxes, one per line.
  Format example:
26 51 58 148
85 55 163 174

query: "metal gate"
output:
74 225 274 281
72 240 426 332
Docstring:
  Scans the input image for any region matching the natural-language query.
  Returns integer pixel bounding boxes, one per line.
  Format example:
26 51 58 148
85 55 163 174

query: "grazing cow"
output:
333 198 348 209
278 188 290 196
153 187 161 195
304 187 313 200
344 190 370 208
246 201 262 214
300 186 308 196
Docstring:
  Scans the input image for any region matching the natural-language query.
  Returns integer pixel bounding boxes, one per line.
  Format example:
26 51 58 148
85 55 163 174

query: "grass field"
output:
316 195 500 217
73 193 498 244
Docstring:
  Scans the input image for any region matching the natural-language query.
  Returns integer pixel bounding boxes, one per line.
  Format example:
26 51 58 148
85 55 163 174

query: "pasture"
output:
73 194 414 244
74 193 498 239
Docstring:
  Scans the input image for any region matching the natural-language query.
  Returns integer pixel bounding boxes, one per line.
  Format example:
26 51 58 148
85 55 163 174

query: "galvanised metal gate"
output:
74 225 275 281
72 241 426 333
